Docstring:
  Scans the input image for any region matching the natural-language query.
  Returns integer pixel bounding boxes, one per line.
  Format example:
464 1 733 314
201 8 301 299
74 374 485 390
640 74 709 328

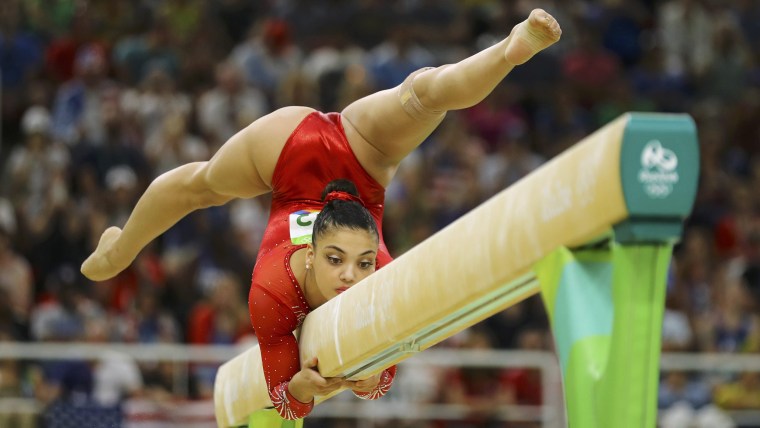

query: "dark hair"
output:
312 179 379 247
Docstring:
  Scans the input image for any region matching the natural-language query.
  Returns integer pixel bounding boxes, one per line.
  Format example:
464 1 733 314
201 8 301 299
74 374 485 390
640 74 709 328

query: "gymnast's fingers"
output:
301 356 319 371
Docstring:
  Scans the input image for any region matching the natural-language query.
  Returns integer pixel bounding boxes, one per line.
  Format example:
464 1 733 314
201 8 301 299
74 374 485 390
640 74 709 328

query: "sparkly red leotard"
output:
248 111 396 420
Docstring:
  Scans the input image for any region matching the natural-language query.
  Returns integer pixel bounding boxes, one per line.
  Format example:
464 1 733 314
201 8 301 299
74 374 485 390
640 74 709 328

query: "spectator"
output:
154 0 204 46
187 272 252 397
0 200 33 326
734 0 760 57
104 165 141 228
80 92 149 188
560 23 622 107
209 0 259 44
196 61 268 146
0 288 27 342
591 76 656 127
51 44 116 146
29 268 103 415
628 43 691 113
658 371 712 410
187 272 251 346
0 0 44 125
698 16 753 102
463 85 527 152
0 330 36 428
112 18 180 85
144 112 208 177
228 196 270 265
85 319 144 407
500 329 547 408
30 265 101 343
714 371 760 410
333 63 374 111
657 0 715 79
5 106 71 289
120 67 193 141
43 8 103 83
533 85 593 157
229 19 302 103
275 69 321 110
141 361 178 402
124 288 180 344
23 0 78 39
478 126 545 196
407 0 468 60
598 1 648 68
365 15 436 90
676 227 716 324
660 400 736 428
300 28 367 112
5 106 69 207
437 328 512 428
703 273 760 353
661 293 695 352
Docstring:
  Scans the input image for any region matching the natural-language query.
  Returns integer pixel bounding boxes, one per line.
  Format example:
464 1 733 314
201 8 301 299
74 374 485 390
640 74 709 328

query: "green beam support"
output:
535 112 699 427
536 243 672 427
248 409 304 428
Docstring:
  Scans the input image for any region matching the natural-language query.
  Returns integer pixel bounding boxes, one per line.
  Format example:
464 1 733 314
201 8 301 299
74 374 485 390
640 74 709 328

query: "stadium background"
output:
0 0 759 427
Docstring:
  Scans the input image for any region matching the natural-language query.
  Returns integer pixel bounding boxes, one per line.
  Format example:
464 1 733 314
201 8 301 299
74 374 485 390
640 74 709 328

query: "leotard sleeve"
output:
250 284 314 420
352 365 397 400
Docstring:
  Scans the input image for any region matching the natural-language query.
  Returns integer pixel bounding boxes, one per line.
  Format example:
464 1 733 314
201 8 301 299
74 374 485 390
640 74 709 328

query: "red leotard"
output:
248 111 396 420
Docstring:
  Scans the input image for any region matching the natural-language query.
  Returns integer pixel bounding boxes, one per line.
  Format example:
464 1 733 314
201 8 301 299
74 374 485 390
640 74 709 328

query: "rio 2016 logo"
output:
638 140 679 198
289 210 320 244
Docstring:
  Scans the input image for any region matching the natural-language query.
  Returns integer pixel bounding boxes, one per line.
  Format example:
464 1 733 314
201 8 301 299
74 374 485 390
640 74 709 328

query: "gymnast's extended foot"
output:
504 8 562 66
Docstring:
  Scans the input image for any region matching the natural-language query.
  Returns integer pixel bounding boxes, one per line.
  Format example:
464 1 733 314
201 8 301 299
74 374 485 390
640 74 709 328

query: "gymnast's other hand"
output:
81 226 132 281
288 357 344 403
343 372 381 393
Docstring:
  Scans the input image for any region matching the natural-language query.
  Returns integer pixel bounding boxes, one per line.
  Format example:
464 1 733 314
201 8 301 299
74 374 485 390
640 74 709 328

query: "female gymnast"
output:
82 8 561 420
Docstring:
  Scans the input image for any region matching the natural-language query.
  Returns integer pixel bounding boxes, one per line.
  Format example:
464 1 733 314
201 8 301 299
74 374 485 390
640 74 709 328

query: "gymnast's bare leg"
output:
342 8 562 186
81 8 561 282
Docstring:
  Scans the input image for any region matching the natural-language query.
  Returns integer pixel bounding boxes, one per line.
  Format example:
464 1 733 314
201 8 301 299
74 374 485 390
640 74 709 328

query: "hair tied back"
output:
324 191 365 207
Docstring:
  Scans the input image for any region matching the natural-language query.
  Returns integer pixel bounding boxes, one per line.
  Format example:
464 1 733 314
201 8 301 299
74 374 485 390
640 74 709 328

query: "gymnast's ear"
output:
305 243 315 268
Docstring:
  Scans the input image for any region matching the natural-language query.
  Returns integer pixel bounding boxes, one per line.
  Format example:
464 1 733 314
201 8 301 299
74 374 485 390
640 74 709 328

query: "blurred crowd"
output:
0 0 759 426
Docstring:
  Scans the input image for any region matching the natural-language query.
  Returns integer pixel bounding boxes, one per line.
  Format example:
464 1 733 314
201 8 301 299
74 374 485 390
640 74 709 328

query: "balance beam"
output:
213 112 698 427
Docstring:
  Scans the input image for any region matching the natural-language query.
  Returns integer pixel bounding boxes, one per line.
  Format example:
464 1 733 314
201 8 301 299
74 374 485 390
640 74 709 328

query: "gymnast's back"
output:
257 110 392 265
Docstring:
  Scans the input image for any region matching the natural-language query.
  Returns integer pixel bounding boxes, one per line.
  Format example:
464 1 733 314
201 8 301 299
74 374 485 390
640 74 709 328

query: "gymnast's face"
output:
306 227 378 306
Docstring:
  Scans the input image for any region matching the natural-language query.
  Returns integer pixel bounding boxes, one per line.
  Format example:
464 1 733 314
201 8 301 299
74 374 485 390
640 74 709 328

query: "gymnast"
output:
82 9 561 420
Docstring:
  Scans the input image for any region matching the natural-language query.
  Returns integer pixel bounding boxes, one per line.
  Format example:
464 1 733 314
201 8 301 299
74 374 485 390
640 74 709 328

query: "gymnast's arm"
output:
250 285 344 419
81 106 314 281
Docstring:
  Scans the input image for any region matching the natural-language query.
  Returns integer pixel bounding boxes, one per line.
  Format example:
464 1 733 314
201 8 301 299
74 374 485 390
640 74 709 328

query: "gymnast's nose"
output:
340 266 355 283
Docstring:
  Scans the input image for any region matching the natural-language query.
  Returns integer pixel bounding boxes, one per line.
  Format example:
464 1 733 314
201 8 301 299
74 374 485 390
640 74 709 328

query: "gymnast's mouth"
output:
336 286 349 294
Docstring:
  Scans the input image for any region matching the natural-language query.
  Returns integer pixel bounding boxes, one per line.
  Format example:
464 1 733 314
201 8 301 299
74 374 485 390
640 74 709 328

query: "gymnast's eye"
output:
327 256 341 265
359 261 374 270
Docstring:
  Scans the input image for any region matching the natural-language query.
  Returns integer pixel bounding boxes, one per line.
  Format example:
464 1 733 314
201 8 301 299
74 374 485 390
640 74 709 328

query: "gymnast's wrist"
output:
286 380 315 404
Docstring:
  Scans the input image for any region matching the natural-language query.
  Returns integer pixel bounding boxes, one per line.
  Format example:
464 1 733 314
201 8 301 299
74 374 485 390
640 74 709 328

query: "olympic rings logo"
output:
641 140 678 172
638 140 679 199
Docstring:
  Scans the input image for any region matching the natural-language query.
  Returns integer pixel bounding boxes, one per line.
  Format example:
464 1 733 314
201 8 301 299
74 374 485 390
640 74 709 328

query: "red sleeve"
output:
250 285 313 420
353 366 397 400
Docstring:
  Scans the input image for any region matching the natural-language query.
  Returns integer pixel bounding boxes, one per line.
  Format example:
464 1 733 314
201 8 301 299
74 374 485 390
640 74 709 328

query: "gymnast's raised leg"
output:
341 8 562 186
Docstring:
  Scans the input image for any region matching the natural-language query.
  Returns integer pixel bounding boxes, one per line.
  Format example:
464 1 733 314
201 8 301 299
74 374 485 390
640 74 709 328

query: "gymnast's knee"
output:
398 67 446 122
